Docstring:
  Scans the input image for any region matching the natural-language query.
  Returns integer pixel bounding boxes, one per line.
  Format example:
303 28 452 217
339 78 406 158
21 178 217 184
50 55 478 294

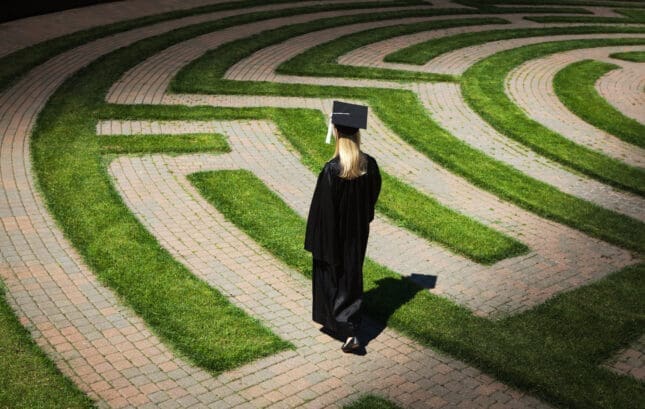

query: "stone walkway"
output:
1 0 643 408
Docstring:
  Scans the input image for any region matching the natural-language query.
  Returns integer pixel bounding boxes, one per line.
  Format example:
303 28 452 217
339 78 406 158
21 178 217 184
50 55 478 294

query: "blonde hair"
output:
332 127 367 179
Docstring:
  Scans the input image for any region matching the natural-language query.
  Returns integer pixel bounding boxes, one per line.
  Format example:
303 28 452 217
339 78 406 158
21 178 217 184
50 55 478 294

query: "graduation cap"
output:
325 100 368 144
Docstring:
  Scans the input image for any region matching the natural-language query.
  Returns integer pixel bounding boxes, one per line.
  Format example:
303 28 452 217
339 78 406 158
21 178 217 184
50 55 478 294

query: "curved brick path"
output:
505 46 645 168
1 0 644 407
595 62 645 125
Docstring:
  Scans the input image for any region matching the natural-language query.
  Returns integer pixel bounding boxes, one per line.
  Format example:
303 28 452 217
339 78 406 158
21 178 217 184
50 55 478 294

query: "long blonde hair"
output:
333 127 367 179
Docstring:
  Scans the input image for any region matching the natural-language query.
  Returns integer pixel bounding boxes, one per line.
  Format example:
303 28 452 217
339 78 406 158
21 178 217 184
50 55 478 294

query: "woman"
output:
305 101 381 353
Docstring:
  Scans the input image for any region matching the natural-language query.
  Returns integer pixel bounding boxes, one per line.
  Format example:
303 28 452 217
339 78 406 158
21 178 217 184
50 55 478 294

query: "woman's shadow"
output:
319 274 432 354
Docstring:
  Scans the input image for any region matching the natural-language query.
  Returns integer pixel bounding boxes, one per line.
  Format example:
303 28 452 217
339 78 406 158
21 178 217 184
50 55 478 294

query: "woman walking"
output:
305 100 381 353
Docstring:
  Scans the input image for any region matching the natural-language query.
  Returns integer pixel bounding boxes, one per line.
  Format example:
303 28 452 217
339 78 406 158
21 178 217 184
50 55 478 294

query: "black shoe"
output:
341 336 360 353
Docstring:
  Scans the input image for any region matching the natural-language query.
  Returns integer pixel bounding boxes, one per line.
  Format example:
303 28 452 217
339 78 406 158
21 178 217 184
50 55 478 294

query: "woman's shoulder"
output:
362 152 379 169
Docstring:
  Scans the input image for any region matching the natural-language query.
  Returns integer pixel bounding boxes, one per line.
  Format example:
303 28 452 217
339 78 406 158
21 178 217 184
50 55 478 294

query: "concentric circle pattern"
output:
1 0 644 408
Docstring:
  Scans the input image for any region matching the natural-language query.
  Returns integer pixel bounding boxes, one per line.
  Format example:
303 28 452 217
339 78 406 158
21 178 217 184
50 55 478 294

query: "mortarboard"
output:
325 100 368 144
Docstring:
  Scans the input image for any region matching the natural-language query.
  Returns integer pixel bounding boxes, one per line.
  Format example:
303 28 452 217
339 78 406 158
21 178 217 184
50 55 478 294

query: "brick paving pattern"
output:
595 61 645 125
1 0 644 407
602 334 645 382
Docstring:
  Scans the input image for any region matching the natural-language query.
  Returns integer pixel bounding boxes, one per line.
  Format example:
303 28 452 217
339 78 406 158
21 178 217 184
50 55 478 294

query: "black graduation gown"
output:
304 154 381 338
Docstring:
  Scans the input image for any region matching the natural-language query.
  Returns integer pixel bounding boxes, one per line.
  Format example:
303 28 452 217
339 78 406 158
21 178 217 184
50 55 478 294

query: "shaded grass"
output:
190 168 645 409
0 283 95 408
98 132 231 154
384 25 645 65
276 17 511 82
461 37 645 195
461 0 645 9
553 59 645 148
609 50 645 60
0 0 423 93
343 394 404 409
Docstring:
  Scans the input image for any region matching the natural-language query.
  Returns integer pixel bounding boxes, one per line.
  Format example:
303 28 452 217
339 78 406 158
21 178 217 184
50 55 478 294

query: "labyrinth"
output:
1 0 644 408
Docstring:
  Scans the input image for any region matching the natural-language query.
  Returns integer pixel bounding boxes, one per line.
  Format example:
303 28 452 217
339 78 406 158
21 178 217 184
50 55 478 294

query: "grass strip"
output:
173 21 645 253
461 0 645 9
462 37 645 195
453 0 596 13
29 14 307 376
99 132 231 154
609 49 645 60
343 394 404 409
0 283 95 408
0 0 423 93
189 168 645 409
384 25 645 64
525 15 644 23
553 59 645 148
276 17 511 82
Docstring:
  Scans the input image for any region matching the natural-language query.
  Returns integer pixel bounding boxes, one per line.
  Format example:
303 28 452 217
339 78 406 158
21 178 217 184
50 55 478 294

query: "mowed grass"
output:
173 21 645 254
29 12 302 375
0 284 95 409
99 132 231 154
190 169 645 409
461 37 645 196
276 16 511 82
553 59 645 148
610 50 645 61
384 25 645 65
343 394 404 409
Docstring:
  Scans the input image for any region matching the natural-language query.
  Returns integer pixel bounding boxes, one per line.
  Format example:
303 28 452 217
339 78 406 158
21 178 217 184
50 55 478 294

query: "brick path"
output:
595 61 645 125
1 0 644 407
602 334 645 382
505 46 645 168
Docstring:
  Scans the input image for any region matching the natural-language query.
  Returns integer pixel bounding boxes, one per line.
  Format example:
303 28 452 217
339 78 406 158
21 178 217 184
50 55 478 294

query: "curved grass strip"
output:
453 0 595 13
461 37 645 196
29 14 311 376
609 50 645 61
343 395 403 409
173 6 488 86
0 0 422 92
276 17 511 82
189 169 645 409
525 15 644 23
385 25 645 65
0 283 94 409
173 22 645 253
99 132 231 154
554 59 645 148
468 0 645 8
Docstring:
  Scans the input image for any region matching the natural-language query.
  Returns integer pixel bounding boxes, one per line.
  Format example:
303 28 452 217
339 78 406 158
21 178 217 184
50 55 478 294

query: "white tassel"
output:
325 114 333 144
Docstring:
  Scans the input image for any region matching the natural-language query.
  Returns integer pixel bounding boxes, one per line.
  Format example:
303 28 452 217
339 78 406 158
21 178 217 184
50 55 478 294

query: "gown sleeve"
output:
369 157 382 222
304 164 341 267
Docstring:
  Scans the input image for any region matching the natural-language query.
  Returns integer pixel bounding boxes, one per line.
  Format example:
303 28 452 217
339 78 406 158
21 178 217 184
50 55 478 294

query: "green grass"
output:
343 394 404 409
461 37 645 196
99 133 231 154
276 17 511 82
30 18 298 376
0 283 95 408
189 169 645 409
553 59 645 148
384 25 645 65
460 0 645 9
173 23 645 254
525 15 644 23
0 0 424 93
610 50 645 61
